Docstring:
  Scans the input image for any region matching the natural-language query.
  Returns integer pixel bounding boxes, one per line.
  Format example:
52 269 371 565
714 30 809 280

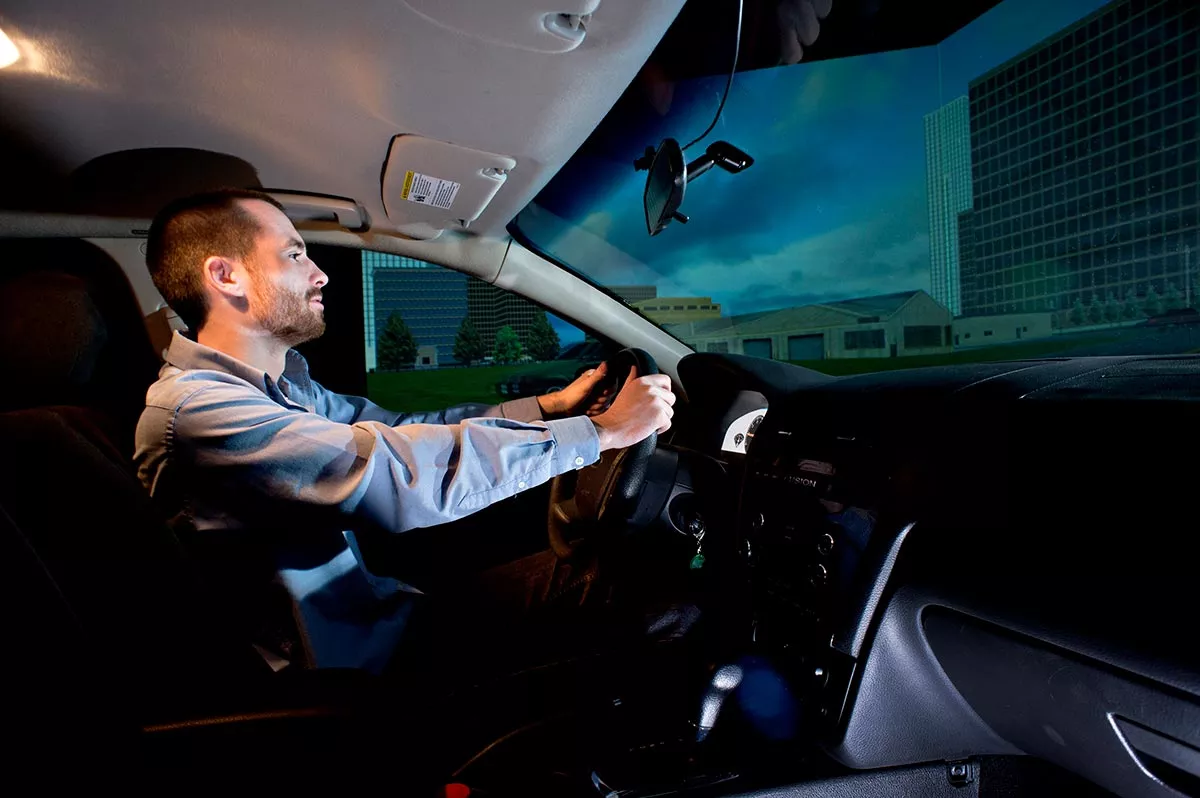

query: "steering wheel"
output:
547 348 659 560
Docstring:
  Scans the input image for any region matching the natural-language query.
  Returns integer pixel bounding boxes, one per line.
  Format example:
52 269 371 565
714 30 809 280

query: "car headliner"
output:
0 0 686 237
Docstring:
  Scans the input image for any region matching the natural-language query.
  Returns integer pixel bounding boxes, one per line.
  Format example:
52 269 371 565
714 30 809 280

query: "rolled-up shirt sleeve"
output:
171 380 599 534
312 383 545 427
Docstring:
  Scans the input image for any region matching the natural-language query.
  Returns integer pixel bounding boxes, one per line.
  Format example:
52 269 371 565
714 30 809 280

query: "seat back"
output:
0 239 266 725
0 238 161 456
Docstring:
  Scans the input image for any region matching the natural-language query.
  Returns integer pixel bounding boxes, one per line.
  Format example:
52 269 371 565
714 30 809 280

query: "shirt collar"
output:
163 331 312 398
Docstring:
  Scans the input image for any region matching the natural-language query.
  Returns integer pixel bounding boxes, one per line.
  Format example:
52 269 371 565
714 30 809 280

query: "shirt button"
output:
574 456 585 466
518 481 527 489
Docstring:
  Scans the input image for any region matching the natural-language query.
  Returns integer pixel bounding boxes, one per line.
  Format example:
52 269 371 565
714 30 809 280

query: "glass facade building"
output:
924 96 973 316
362 252 547 368
961 0 1199 318
364 252 468 368
466 279 542 355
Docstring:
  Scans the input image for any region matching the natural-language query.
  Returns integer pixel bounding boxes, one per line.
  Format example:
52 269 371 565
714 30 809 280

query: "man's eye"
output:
289 252 304 261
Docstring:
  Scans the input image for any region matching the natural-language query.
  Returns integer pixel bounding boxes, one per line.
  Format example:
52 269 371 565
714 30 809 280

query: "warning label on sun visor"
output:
400 170 461 210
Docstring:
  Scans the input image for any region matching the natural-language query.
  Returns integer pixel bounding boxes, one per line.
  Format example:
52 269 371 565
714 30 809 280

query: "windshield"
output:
515 0 1199 374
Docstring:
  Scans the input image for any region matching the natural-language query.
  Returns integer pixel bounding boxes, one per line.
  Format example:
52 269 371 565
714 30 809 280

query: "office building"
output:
957 209 977 305
363 252 550 368
466 278 542 353
634 297 722 325
924 95 974 316
610 285 658 304
961 0 1199 318
667 290 951 360
364 252 468 369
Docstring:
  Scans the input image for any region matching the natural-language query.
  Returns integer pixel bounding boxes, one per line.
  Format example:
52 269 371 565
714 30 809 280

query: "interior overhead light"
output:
0 28 19 69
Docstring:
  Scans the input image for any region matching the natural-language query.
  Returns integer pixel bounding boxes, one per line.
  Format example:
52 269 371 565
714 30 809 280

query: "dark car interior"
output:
4 232 1198 797
1 1 1199 796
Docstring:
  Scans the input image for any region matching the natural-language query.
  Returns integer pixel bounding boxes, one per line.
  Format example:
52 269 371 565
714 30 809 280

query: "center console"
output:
740 418 909 737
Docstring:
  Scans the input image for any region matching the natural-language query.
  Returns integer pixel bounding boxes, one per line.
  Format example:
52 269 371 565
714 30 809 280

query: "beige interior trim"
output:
0 211 692 381
496 240 692 384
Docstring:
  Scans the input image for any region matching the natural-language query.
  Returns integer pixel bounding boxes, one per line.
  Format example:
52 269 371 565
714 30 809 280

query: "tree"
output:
1104 292 1122 323
1164 282 1185 312
452 317 486 365
1087 294 1104 325
1144 285 1164 317
525 311 561 361
493 325 523 364
1069 297 1086 326
1122 289 1143 321
378 312 417 370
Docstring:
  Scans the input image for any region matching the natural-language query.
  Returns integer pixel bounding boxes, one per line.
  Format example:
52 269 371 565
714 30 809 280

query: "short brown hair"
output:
145 188 286 330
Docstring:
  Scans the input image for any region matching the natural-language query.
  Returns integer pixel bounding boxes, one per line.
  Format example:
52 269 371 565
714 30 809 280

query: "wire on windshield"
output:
681 0 744 152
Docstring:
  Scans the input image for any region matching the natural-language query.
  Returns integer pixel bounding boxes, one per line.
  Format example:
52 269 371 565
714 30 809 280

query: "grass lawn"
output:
368 361 569 410
368 335 1123 409
790 335 1118 376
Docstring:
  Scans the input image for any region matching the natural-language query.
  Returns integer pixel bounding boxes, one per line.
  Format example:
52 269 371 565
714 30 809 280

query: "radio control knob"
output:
751 512 765 530
809 563 828 587
817 533 834 555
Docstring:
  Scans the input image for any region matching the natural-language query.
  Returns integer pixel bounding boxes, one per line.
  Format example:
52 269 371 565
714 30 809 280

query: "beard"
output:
250 274 326 347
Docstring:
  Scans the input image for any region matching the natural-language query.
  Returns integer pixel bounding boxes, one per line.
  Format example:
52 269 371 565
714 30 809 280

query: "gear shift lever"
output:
696 664 744 742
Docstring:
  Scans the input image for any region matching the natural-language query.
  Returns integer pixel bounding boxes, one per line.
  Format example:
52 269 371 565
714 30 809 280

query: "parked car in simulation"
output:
495 340 608 398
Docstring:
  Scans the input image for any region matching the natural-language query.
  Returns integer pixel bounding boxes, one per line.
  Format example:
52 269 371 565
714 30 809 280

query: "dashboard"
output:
673 352 1200 798
718 394 767 455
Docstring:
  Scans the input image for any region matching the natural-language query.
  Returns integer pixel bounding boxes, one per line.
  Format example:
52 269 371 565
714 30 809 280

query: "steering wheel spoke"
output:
547 348 662 561
552 497 582 526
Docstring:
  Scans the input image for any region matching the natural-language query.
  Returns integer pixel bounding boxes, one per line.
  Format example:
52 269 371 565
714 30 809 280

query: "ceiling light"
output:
0 28 18 69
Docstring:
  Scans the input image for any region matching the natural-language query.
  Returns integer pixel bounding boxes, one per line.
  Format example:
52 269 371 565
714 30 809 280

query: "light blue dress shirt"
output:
135 332 601 673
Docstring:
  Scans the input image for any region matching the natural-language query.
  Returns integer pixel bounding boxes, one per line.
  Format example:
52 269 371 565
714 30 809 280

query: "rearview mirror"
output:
642 138 687 237
639 139 753 237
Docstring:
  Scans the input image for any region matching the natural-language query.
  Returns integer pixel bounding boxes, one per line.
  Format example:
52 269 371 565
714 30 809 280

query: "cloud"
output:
794 68 830 117
605 141 855 268
666 203 931 314
770 50 920 134
580 210 613 240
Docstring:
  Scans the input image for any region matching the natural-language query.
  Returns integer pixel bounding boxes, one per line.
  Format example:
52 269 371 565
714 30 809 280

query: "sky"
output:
530 0 1111 329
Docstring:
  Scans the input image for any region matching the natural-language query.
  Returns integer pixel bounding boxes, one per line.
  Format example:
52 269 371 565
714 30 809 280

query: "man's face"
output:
241 200 329 347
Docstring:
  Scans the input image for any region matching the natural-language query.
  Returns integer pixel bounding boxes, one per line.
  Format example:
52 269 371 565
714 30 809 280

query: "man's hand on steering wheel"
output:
546 350 673 557
536 361 614 418
590 367 675 450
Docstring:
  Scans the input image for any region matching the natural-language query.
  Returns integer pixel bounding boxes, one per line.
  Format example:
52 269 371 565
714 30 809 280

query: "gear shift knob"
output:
696 664 743 742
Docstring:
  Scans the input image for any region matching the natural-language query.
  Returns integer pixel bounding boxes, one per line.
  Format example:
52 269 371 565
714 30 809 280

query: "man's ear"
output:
203 255 250 299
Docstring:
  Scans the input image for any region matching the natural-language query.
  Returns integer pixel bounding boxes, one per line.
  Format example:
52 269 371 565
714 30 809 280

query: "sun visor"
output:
381 135 517 239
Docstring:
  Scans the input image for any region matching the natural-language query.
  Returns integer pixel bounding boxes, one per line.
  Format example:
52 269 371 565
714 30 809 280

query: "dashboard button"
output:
817 533 834 555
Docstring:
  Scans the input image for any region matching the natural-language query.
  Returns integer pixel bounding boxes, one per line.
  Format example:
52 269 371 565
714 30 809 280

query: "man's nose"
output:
313 263 329 288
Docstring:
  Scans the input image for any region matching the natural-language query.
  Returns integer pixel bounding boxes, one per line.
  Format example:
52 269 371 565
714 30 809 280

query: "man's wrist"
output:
590 418 612 451
536 394 563 418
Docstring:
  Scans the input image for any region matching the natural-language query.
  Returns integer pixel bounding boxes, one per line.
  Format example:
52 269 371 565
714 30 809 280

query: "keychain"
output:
690 526 706 570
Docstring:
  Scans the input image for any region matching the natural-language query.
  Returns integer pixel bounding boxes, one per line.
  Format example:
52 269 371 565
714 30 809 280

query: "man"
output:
134 188 675 674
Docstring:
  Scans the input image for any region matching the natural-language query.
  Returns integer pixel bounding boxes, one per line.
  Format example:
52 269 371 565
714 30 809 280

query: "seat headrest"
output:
0 271 108 406
0 239 160 448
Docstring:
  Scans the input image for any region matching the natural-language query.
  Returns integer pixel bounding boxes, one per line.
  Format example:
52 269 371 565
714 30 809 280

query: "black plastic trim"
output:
725 761 978 798
924 609 1200 798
